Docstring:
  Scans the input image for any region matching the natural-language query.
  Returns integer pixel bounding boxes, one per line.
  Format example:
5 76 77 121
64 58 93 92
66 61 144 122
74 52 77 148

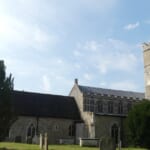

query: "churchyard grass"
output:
0 142 147 150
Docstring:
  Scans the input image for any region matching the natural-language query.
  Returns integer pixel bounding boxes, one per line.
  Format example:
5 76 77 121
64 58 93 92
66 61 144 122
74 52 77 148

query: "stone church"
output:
8 42 150 145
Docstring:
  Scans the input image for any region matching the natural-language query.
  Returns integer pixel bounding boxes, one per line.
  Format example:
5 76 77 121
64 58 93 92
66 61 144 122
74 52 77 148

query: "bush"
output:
126 100 150 149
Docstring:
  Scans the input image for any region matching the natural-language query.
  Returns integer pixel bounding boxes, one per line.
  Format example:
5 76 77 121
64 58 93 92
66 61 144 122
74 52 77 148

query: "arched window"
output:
27 124 36 138
108 101 113 113
111 124 118 144
118 102 123 114
69 124 75 136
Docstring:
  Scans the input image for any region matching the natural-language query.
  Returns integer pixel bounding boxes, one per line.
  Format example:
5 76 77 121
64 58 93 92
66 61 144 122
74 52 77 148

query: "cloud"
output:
0 15 59 51
74 39 139 75
73 50 82 57
83 40 101 51
0 0 143 95
124 22 140 30
83 73 92 81
42 75 51 93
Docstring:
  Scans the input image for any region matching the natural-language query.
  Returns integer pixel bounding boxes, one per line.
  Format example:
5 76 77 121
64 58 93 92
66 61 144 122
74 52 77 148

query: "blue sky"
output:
0 0 149 95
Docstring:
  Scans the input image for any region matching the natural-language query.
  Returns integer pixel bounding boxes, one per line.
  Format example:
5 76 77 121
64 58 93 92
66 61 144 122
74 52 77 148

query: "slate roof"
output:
78 85 144 100
11 90 81 120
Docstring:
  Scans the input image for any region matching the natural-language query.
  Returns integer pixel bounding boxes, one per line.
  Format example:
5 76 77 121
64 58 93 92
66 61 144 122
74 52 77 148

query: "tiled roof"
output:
78 85 144 100
11 90 81 120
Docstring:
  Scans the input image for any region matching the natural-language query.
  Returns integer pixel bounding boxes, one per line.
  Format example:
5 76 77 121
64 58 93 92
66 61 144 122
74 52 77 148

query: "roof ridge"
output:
13 90 73 98
78 85 144 94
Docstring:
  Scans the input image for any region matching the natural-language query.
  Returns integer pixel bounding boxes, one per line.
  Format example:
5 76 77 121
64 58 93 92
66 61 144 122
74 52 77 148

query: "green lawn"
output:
0 142 147 150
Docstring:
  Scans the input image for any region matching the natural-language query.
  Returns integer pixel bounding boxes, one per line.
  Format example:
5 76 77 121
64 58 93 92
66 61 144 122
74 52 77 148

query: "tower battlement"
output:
143 42 150 51
143 42 150 100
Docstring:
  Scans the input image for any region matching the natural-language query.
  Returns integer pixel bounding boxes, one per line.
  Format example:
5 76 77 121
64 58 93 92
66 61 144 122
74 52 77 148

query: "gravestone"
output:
39 134 43 150
44 133 48 150
100 137 116 150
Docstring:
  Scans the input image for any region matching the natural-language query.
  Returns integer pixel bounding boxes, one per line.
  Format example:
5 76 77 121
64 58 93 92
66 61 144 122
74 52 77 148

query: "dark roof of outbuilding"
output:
78 85 144 100
11 90 81 120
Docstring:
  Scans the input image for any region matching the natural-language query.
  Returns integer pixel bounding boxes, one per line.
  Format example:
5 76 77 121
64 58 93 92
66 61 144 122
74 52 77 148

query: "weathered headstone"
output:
39 134 43 150
44 133 48 150
100 137 116 150
32 135 39 144
118 140 121 150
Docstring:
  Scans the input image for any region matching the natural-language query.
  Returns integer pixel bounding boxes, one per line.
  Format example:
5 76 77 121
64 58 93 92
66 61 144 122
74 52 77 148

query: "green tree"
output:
0 60 14 140
126 100 150 149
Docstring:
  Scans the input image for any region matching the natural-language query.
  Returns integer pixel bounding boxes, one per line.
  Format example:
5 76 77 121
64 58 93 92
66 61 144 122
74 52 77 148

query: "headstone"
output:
32 135 39 144
44 133 48 150
39 134 43 150
118 140 122 150
100 137 116 150
26 136 32 144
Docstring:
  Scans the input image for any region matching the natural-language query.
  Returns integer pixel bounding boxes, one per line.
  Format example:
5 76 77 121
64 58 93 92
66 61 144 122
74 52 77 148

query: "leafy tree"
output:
0 60 14 140
126 100 150 149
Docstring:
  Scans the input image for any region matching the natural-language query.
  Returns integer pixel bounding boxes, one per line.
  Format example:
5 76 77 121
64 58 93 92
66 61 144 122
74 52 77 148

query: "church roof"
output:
12 90 81 120
78 85 144 100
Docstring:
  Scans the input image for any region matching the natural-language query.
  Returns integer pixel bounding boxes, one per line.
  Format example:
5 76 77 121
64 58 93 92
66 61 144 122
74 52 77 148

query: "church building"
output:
8 42 150 145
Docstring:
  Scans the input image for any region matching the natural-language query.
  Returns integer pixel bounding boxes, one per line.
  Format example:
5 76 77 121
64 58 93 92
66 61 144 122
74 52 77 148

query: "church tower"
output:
143 42 150 100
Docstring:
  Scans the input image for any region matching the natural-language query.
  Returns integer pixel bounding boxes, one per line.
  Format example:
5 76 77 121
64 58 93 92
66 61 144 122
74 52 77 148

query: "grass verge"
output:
0 142 147 150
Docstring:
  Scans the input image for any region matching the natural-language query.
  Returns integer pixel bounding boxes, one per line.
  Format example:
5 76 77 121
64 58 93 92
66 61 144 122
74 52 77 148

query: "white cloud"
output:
97 61 110 74
124 22 140 30
56 59 64 64
0 14 59 51
74 63 81 69
73 50 82 56
100 82 107 87
75 39 139 75
83 40 101 51
42 75 51 93
83 73 92 81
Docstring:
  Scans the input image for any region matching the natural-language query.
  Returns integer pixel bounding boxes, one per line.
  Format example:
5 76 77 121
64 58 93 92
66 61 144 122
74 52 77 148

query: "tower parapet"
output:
143 42 150 100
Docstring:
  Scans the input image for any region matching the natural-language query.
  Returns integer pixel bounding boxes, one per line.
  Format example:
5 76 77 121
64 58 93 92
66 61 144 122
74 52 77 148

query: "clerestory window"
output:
108 101 113 113
97 101 103 113
118 101 123 114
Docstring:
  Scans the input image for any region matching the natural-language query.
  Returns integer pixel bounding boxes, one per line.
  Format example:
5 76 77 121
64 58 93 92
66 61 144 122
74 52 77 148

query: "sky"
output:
0 0 149 95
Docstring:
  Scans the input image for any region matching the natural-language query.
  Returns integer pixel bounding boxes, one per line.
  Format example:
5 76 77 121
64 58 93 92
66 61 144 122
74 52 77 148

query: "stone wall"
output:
94 115 122 139
9 116 75 144
69 84 94 138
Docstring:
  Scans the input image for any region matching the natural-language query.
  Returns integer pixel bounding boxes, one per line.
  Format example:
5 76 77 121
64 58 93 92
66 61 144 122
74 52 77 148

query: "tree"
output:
126 100 150 149
0 60 14 140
